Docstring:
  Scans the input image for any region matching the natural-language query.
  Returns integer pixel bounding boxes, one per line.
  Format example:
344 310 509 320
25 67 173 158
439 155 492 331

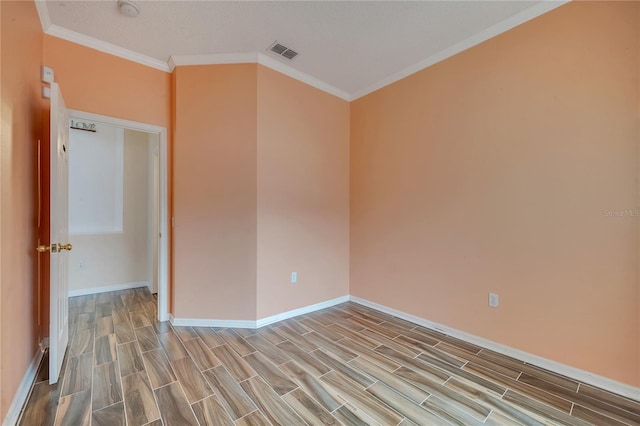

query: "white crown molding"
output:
350 1 569 100
45 24 171 72
4 348 44 426
36 1 566 100
34 1 51 32
68 281 149 297
169 53 258 71
168 52 351 101
349 296 640 402
256 54 351 101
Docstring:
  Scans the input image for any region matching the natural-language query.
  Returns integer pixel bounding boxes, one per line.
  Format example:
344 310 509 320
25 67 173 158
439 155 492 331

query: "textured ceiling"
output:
41 1 564 98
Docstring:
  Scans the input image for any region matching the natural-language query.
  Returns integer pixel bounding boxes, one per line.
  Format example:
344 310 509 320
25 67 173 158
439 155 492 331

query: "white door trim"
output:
68 110 170 322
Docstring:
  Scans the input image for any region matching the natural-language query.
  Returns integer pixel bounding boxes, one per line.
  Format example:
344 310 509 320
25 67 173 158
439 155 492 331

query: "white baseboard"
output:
169 313 256 329
169 295 350 329
256 295 350 328
3 347 44 426
68 281 149 297
350 296 640 402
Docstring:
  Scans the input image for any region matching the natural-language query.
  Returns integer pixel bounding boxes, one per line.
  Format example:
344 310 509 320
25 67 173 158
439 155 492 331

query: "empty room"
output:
1 0 639 425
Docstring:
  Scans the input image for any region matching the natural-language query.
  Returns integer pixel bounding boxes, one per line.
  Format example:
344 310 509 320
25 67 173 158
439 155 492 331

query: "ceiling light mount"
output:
118 0 139 17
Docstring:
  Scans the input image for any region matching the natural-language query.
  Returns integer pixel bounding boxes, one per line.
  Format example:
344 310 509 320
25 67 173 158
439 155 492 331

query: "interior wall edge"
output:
349 295 640 402
3 348 44 426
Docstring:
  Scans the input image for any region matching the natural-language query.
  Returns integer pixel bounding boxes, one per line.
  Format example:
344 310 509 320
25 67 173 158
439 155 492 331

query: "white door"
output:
49 82 71 384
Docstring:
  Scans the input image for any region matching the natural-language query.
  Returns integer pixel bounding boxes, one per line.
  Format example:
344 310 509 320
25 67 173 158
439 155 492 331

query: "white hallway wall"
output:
69 126 151 293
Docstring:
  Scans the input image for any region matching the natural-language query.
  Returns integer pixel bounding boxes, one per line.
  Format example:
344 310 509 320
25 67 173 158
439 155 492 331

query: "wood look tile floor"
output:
18 288 640 425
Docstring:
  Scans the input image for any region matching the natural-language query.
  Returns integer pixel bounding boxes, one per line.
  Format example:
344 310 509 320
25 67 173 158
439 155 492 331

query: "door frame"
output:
69 110 170 321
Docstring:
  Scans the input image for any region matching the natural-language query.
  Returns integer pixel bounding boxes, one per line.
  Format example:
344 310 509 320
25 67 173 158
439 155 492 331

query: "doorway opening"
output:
67 110 169 321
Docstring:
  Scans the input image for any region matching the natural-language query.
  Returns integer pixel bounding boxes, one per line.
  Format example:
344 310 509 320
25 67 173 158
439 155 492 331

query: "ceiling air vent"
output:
268 41 298 60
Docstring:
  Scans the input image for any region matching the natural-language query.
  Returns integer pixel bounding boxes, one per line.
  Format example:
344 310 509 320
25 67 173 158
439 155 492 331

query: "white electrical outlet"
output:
488 293 499 308
41 66 54 84
291 272 297 283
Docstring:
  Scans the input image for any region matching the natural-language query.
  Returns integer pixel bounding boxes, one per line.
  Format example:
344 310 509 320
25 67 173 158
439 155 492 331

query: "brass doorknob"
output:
59 243 72 251
36 244 59 252
36 245 50 253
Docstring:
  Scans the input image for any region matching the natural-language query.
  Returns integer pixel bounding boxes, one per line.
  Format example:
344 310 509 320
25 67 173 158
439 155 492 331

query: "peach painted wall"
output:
42 36 170 127
350 1 639 386
0 1 43 420
256 66 350 318
173 64 257 320
40 35 171 332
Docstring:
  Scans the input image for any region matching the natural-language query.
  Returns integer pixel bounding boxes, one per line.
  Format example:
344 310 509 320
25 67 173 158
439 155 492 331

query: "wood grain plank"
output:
296 317 345 341
122 371 161 426
157 330 189 361
517 373 640 424
337 338 401 372
240 376 306 426
255 325 287 344
130 310 152 329
463 363 573 412
135 326 160 352
578 384 640 415
118 341 145 377
92 401 125 426
154 381 199 426
191 395 235 426
360 329 420 357
244 352 298 395
95 316 114 337
193 326 225 348
61 352 93 397
274 323 319 351
393 366 492 421
503 390 592 426
170 356 213 403
19 381 59 426
69 328 94 357
279 360 342 412
436 342 520 378
571 404 630 426
283 388 341 425
141 348 177 388
478 349 579 391
366 382 452 425
328 323 380 348
374 346 451 384
276 340 330 377
217 328 256 356
55 389 91 426
320 371 403 426
182 337 220 370
202 365 257 420
420 395 485 426
92 361 122 411
114 322 136 344
304 331 358 362
331 405 372 426
235 410 272 426
312 348 375 387
210 344 256 381
172 325 199 341
349 357 428 404
95 334 117 365
245 333 292 365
